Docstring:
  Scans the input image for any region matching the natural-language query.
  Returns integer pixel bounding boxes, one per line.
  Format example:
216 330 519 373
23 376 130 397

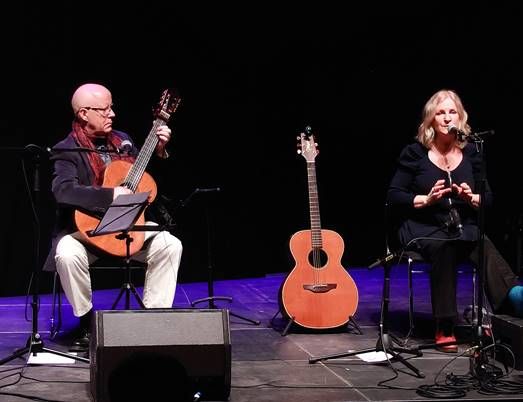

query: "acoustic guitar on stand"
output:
75 89 181 257
280 127 359 330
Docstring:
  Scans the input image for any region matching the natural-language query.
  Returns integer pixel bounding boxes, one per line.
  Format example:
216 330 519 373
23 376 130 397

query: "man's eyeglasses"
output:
81 104 114 117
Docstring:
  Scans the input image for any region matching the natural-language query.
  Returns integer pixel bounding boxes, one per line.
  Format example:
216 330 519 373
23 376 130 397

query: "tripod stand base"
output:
309 333 425 378
0 333 89 365
111 282 145 310
191 296 261 325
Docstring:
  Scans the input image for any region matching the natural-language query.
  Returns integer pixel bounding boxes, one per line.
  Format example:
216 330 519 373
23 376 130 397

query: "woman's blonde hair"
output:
416 89 471 148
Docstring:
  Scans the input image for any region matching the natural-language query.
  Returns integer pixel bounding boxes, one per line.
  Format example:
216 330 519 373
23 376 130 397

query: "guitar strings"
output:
125 119 162 192
308 162 322 286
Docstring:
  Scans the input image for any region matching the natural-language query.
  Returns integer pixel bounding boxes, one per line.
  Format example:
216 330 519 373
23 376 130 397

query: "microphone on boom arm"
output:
448 125 495 142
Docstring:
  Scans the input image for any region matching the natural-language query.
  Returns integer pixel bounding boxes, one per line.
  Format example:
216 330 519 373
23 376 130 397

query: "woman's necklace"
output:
432 145 454 170
440 153 451 170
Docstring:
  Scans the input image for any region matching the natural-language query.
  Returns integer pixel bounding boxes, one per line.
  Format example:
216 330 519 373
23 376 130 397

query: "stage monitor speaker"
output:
90 308 231 402
491 314 523 370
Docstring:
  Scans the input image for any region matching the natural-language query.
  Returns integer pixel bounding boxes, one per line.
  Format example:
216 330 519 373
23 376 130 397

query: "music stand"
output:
181 188 260 325
87 192 150 310
0 144 89 365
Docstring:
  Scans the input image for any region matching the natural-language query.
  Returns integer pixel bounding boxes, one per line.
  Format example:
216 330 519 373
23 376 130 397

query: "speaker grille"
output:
90 309 231 401
101 310 226 346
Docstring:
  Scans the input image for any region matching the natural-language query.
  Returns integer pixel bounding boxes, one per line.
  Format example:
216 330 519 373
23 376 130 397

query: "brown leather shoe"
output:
435 331 458 353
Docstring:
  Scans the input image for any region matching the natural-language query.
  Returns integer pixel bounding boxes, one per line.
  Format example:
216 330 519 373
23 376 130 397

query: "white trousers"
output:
55 224 182 317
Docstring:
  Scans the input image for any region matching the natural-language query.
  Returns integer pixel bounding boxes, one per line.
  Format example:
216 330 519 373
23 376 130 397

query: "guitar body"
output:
281 229 359 329
75 160 158 257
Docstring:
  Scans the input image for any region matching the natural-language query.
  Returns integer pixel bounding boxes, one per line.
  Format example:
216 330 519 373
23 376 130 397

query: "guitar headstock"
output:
297 126 319 162
153 88 181 122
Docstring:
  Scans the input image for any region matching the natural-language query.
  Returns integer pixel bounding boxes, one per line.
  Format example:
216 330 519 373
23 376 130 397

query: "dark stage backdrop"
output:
2 3 522 296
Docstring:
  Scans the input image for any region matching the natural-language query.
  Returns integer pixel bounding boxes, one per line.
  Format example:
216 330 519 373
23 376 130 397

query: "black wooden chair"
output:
384 202 478 341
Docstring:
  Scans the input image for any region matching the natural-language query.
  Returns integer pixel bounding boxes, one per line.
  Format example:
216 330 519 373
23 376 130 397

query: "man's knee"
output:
159 232 182 256
55 237 87 271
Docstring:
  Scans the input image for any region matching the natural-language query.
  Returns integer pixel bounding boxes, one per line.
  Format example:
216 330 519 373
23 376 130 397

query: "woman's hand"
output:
453 182 480 208
414 179 452 208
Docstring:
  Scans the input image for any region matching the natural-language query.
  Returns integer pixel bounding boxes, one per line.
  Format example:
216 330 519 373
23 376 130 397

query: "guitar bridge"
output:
303 284 337 293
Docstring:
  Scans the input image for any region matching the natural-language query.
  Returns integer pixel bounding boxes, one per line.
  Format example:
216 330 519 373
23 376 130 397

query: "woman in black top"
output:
388 89 522 352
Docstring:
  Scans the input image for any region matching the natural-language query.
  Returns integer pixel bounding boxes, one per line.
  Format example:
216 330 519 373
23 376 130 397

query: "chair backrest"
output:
384 201 405 252
384 201 426 264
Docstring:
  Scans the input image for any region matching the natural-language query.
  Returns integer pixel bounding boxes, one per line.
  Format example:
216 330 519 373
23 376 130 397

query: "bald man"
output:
43 83 182 353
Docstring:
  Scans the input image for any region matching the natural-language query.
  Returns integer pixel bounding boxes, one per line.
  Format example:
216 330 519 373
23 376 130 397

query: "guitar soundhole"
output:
308 248 328 268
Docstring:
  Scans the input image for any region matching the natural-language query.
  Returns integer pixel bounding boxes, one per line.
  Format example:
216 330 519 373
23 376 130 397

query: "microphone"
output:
446 171 463 234
368 251 396 269
472 129 495 137
196 187 221 193
447 125 467 142
448 207 463 234
118 140 133 155
448 125 495 141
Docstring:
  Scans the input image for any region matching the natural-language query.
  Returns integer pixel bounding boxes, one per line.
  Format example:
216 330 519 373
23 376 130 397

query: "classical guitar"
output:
281 127 359 329
75 89 181 257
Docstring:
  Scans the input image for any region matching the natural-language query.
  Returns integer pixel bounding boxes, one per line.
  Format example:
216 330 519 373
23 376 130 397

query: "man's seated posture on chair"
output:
387 89 523 353
43 83 183 353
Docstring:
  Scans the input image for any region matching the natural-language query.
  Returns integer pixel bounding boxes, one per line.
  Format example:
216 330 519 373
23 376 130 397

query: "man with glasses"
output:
43 83 183 353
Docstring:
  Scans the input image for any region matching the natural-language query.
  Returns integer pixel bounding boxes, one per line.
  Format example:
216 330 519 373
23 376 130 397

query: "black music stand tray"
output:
87 192 151 310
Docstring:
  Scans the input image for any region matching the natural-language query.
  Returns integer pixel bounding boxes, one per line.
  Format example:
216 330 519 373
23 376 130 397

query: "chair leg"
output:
407 257 415 337
472 267 477 320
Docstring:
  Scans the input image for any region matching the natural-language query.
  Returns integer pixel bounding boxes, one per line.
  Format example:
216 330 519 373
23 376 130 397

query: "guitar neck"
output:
124 118 164 192
307 161 323 248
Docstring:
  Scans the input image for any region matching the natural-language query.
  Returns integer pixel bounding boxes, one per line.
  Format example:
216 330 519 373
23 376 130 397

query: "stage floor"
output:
1 264 522 401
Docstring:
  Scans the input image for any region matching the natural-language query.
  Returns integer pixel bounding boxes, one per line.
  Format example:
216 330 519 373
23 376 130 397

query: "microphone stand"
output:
310 246 425 377
0 144 88 365
180 188 260 325
466 133 490 376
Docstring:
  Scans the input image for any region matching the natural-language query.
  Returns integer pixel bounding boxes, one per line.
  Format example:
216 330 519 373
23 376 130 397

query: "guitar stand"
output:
271 309 362 337
268 309 295 336
282 315 294 336
308 258 426 378
347 316 362 334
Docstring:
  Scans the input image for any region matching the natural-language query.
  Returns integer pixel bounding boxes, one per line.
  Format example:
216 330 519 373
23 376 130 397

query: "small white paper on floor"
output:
355 351 393 362
27 352 77 365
